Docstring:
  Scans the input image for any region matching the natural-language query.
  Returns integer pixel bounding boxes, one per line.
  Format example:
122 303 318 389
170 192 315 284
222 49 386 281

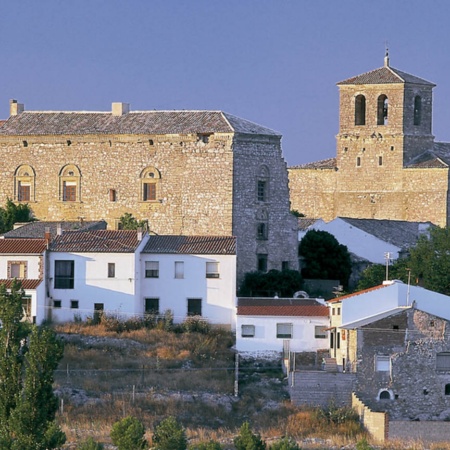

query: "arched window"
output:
140 167 161 202
355 95 366 126
377 95 388 125
59 164 81 202
379 390 391 400
257 165 270 202
414 96 422 126
14 165 35 202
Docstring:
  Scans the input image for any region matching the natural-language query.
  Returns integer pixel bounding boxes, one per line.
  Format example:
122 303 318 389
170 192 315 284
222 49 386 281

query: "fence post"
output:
234 353 239 397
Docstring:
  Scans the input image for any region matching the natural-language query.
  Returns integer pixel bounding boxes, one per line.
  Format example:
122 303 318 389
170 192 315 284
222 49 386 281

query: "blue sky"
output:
1 1 450 165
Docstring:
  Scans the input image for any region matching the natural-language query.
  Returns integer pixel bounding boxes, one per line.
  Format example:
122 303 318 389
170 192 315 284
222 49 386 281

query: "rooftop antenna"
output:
384 252 392 281
406 268 411 306
384 41 390 67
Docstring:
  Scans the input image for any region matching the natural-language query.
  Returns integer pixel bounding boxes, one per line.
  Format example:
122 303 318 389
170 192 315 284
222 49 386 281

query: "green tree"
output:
118 212 147 231
189 441 223 450
77 437 104 450
0 280 65 449
356 258 410 291
299 230 352 288
239 269 303 297
110 416 147 450
233 422 266 450
0 199 35 234
269 437 301 450
152 416 187 450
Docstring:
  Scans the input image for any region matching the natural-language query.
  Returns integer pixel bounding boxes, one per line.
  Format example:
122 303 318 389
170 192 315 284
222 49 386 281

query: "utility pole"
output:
384 252 391 281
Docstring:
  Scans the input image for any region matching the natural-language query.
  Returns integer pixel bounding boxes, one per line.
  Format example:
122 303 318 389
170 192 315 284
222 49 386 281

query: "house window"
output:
337 307 341 315
108 263 115 278
277 323 293 339
175 261 184 279
140 167 161 202
257 222 268 240
257 165 269 202
70 300 79 309
93 303 104 324
8 261 27 279
355 94 366 125
315 326 327 339
145 298 159 315
436 352 450 370
377 94 388 125
53 300 62 309
54 260 74 289
414 95 422 125
14 165 35 202
375 355 391 372
282 261 289 271
445 384 450 395
187 298 202 316
145 261 159 278
257 254 268 272
241 324 255 338
59 164 81 202
206 261 219 278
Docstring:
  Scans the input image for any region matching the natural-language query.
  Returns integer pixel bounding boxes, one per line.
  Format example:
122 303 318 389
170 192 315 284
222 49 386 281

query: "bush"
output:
77 437 104 450
110 416 147 450
153 416 187 450
182 316 211 334
189 441 223 450
269 437 301 450
234 422 266 450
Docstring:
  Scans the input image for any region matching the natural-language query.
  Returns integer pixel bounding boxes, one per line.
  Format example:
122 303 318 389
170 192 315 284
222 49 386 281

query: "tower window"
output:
355 95 366 125
414 96 422 126
379 156 383 166
377 95 388 125
356 157 361 167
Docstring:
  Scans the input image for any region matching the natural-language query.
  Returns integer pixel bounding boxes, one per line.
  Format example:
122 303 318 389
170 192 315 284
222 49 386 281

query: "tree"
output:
152 416 187 450
0 199 35 234
118 212 147 231
299 230 352 288
189 441 223 450
356 258 410 291
110 416 147 450
233 422 266 450
77 437 104 450
269 437 301 450
0 280 65 449
239 269 303 297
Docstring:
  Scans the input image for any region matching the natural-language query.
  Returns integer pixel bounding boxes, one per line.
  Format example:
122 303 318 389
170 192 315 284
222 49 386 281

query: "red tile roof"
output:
327 284 389 303
237 298 328 317
0 279 42 289
0 239 46 254
143 235 236 255
50 230 143 252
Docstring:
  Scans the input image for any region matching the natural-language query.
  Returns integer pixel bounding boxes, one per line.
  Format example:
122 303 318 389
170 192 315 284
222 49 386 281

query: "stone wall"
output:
389 420 450 442
352 393 388 443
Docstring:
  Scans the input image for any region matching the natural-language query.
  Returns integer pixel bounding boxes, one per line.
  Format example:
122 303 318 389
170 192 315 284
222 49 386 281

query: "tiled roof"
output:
237 298 328 317
2 220 107 239
327 284 389 303
0 111 280 137
339 217 435 248
298 218 319 231
49 230 143 253
407 158 448 169
0 279 42 289
337 66 435 86
142 235 236 255
290 158 337 170
0 120 6 128
0 239 46 254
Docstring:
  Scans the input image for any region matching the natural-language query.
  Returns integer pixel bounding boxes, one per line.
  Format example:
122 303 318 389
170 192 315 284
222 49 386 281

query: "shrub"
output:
356 437 374 450
182 316 211 334
110 416 147 450
269 437 301 450
153 416 187 450
234 422 266 450
189 441 223 450
77 437 104 450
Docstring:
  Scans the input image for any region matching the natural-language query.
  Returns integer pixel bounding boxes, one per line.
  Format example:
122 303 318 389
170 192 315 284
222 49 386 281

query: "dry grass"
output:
52 321 442 449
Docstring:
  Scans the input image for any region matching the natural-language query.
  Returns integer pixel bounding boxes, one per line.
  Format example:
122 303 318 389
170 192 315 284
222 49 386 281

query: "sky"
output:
1 1 450 166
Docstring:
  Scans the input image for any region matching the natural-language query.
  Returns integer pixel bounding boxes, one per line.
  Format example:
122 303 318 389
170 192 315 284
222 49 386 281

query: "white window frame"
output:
145 261 159 278
314 325 327 339
375 355 391 372
241 324 255 338
175 261 184 279
276 323 293 339
206 261 219 278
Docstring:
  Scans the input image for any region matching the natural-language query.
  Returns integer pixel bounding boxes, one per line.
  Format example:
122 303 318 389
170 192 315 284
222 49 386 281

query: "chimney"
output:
57 223 62 236
137 227 142 242
10 99 24 116
112 102 130 116
44 227 51 245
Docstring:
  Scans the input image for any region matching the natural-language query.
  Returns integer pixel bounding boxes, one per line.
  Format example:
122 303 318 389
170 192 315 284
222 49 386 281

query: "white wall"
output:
140 253 236 327
299 218 400 264
236 315 329 352
0 254 43 279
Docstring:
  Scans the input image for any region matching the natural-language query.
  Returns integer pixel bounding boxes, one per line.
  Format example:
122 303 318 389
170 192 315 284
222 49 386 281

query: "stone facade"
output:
289 55 450 227
0 103 298 284
348 308 450 420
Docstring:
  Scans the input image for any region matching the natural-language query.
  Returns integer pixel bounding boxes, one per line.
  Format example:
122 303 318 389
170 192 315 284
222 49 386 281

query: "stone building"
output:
0 101 298 283
289 53 450 227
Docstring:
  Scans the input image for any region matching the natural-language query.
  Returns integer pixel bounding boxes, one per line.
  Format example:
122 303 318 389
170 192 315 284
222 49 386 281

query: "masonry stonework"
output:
0 106 298 284
289 56 450 227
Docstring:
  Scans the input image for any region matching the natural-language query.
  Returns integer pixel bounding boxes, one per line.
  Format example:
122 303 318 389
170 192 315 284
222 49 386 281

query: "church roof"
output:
290 157 337 170
142 235 236 255
337 65 435 87
0 110 280 137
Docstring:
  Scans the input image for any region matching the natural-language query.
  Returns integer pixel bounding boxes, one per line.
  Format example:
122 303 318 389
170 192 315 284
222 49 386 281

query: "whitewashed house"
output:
236 298 329 353
141 235 236 328
47 229 149 322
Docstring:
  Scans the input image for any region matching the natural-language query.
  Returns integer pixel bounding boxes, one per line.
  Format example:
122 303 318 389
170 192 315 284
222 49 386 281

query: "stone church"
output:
0 101 298 283
289 54 450 227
